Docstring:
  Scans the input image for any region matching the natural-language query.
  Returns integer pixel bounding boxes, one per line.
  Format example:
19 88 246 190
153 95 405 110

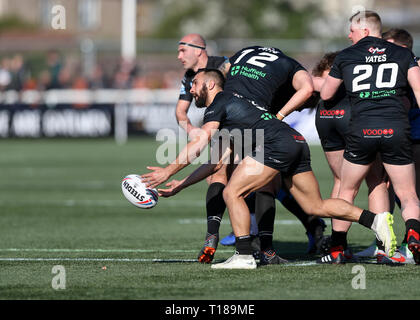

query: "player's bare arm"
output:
408 65 420 107
142 120 220 188
276 70 314 120
218 60 231 78
175 99 197 134
312 76 326 92
159 141 233 197
320 75 343 101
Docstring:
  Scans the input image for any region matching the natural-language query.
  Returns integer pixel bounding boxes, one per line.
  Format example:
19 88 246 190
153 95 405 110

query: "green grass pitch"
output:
0 137 419 300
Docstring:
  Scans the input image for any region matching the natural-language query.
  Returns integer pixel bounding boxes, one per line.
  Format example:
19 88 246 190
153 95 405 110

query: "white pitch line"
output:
0 199 205 207
178 219 331 225
0 248 234 253
0 257 319 266
0 257 197 263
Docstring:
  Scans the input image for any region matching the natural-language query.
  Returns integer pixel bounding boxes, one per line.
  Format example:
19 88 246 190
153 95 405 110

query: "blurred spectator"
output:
8 54 29 91
89 64 109 89
0 58 11 90
0 52 183 91
46 50 62 89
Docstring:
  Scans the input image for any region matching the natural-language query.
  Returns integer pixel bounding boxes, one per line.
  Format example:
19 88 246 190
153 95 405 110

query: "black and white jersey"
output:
224 46 306 110
179 56 228 102
329 36 418 120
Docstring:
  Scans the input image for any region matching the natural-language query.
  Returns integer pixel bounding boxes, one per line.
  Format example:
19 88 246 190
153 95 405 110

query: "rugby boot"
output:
355 241 379 258
306 218 326 254
398 243 415 264
220 232 235 246
371 212 397 257
407 229 420 264
376 249 413 264
316 246 345 264
211 251 257 270
198 234 219 264
260 249 288 265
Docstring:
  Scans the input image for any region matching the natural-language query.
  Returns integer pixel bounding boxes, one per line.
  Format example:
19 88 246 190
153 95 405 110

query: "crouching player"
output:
142 68 397 269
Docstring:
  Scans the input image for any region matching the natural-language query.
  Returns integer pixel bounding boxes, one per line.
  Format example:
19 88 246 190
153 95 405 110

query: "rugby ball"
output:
121 174 158 209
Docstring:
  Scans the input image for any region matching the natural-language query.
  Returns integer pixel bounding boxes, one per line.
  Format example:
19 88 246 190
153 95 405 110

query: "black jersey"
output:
203 91 312 175
224 46 306 109
179 56 228 102
329 36 418 120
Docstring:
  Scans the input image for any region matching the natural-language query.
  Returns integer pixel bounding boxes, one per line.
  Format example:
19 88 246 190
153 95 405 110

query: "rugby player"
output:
175 34 232 262
312 52 392 264
320 11 420 264
143 58 397 269
359 28 420 263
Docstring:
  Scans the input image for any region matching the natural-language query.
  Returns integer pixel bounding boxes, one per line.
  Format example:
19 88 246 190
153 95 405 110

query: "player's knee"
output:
223 185 244 204
222 186 234 203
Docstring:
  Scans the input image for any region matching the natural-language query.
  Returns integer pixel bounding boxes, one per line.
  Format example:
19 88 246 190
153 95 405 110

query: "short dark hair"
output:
312 51 340 77
349 10 382 34
197 68 225 89
382 28 413 50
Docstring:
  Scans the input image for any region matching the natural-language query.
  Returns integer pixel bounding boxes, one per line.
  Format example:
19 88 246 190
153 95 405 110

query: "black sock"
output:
331 230 348 250
358 210 376 229
206 182 226 235
255 192 275 251
235 235 253 255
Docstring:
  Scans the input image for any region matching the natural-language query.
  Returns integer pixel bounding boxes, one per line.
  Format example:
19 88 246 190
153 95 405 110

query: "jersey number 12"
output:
234 49 278 68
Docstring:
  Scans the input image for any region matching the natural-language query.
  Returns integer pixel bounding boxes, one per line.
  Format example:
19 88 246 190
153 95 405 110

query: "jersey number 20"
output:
352 63 398 92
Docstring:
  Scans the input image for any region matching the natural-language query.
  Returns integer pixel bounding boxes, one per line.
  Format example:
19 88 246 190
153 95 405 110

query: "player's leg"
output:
324 150 345 198
283 170 397 261
323 159 371 262
362 157 391 260
254 176 288 264
198 165 228 263
324 150 354 259
384 162 420 264
276 187 326 254
212 157 279 269
414 144 420 199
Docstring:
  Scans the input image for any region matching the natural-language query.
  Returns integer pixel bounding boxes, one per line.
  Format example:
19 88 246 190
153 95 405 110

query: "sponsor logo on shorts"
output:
268 156 283 164
362 128 394 138
319 109 345 119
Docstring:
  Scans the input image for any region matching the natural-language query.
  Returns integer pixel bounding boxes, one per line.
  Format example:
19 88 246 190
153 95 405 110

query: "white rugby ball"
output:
121 174 158 209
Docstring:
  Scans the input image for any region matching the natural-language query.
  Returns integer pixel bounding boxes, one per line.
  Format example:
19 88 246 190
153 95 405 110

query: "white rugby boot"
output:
371 212 397 257
211 252 257 270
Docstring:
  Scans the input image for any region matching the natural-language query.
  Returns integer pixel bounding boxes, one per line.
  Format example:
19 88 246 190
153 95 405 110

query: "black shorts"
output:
253 121 312 176
344 118 413 165
315 101 351 152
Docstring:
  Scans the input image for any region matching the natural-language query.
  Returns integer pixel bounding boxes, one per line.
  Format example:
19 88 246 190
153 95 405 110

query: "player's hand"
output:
141 166 170 188
158 180 182 197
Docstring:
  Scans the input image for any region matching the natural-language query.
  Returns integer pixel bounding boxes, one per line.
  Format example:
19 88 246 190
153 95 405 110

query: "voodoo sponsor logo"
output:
319 109 346 118
362 128 394 138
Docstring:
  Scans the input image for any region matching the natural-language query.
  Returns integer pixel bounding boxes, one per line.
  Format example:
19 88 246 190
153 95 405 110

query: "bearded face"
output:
194 82 208 108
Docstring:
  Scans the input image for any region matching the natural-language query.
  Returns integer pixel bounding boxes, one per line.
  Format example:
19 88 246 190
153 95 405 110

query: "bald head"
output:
179 34 206 49
177 34 208 71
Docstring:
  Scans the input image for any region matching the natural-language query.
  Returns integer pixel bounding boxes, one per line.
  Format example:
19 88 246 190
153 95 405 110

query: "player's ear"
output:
207 79 216 90
363 28 370 37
